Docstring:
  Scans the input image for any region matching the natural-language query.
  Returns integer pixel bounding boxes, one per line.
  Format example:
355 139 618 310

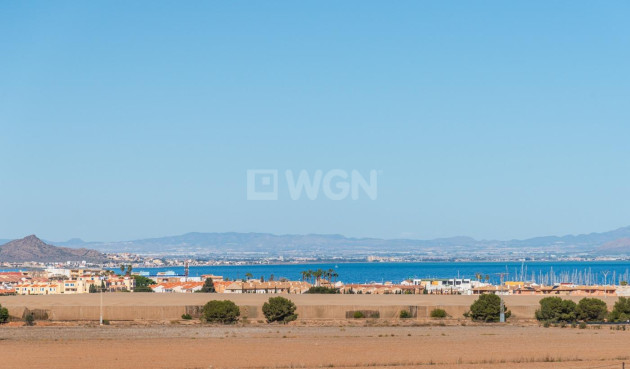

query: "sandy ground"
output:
1 324 628 369
0 293 598 307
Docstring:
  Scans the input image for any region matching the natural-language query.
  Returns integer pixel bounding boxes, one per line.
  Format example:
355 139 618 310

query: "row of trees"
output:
201 297 297 324
536 296 630 323
464 295 630 323
300 269 339 286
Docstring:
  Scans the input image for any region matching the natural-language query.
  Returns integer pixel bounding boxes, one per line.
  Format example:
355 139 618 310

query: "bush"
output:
0 304 9 324
353 311 365 319
24 313 35 326
467 294 511 322
201 300 240 324
181 313 192 320
430 308 447 318
576 298 608 322
608 297 630 322
579 321 587 329
262 297 297 323
399 310 412 319
535 297 577 323
305 286 339 294
102 319 110 325
370 311 380 318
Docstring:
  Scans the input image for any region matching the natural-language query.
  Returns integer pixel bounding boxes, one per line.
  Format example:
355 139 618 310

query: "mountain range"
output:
2 226 630 259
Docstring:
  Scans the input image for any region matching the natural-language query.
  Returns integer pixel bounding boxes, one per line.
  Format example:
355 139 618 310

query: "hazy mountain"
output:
0 235 106 263
3 226 630 258
595 238 630 255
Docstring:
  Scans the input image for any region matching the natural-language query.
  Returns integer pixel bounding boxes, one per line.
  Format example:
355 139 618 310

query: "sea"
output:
4 261 630 285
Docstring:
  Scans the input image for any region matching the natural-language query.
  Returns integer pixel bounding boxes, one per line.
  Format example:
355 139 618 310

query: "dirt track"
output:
1 324 628 369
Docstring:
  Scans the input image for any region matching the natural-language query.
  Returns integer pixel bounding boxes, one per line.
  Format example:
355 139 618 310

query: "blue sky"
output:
1 2 629 242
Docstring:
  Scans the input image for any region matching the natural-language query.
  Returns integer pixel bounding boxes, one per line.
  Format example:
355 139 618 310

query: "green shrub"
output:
102 319 110 325
132 275 156 292
576 298 608 322
181 313 192 320
430 308 447 318
353 311 365 319
0 304 9 324
201 300 240 324
608 297 630 322
199 278 216 293
24 313 35 326
399 310 412 319
305 286 339 294
467 294 511 322
579 321 587 329
542 321 551 328
262 297 297 323
535 297 577 323
370 311 380 319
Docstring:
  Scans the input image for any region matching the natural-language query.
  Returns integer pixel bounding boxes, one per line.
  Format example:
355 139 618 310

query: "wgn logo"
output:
247 169 379 201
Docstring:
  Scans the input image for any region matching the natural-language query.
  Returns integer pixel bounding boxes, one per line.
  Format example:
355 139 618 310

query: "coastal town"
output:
2 267 629 297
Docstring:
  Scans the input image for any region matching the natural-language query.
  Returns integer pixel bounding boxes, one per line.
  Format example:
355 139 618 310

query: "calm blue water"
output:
4 261 630 284
132 261 630 285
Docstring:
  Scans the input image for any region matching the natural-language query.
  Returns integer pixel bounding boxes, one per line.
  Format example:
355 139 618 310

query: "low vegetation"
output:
354 311 365 319
399 310 412 319
201 300 240 324
465 294 511 322
262 296 298 323
0 303 9 324
305 286 339 294
24 313 35 326
181 313 192 320
430 308 448 318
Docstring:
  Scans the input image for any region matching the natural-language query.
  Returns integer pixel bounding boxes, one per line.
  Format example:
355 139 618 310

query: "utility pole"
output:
99 283 103 326
184 260 189 283
496 273 508 323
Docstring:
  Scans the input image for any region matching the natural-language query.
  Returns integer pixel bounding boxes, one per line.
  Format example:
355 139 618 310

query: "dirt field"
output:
2 293 621 322
1 324 628 369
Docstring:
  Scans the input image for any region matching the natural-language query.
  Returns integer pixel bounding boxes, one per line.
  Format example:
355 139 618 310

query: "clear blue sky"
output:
1 2 629 242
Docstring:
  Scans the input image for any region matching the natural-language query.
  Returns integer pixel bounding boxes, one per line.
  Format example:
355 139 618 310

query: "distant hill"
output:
3 226 630 258
0 235 106 263
595 238 630 255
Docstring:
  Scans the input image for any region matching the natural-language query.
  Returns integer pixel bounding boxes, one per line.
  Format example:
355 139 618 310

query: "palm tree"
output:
313 269 324 286
245 272 253 280
126 265 133 276
119 265 125 275
331 271 339 284
301 270 312 283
